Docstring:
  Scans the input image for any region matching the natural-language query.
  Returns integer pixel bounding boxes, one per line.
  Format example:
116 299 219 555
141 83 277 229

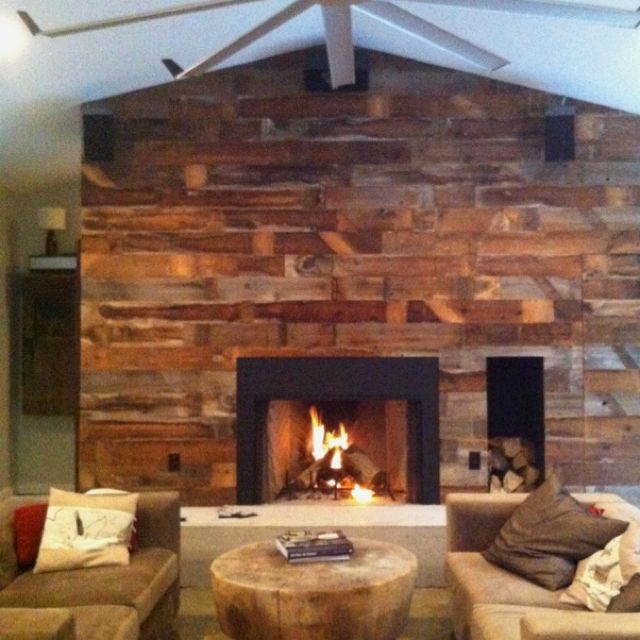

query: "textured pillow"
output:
483 474 629 590
85 488 139 552
560 534 624 611
619 520 640 584
34 487 138 574
608 573 640 612
13 503 48 568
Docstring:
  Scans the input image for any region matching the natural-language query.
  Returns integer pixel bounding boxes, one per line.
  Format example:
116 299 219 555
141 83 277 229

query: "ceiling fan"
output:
18 0 640 89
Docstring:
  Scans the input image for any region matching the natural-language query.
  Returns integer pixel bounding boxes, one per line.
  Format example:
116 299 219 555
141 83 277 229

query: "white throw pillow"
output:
34 487 138 573
560 534 624 611
619 520 640 584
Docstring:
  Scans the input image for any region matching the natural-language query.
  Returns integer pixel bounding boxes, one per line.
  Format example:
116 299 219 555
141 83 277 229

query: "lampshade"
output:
37 206 66 231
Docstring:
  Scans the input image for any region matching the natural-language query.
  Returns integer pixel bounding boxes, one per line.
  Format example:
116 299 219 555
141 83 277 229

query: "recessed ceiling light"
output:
0 14 28 58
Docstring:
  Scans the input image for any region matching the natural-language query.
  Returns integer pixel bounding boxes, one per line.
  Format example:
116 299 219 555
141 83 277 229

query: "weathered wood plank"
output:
82 345 233 372
407 299 555 324
236 94 390 119
325 186 431 209
415 138 543 162
335 323 463 351
128 140 411 166
82 254 285 279
478 185 640 208
389 93 547 118
476 256 582 278
333 255 473 277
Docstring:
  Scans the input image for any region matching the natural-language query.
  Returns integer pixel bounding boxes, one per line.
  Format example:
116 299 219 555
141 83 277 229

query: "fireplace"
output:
236 357 440 505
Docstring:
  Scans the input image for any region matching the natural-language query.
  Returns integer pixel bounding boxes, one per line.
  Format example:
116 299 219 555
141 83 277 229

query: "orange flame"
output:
310 406 326 461
330 448 342 470
352 484 374 504
309 407 350 464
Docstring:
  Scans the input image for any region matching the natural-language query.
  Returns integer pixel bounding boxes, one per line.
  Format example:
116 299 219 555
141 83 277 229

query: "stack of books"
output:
274 529 354 564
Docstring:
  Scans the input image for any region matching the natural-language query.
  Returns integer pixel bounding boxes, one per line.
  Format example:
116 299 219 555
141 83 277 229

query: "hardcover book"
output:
274 529 354 562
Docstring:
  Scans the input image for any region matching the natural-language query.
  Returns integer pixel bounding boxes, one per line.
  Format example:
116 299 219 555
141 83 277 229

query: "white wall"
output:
0 190 11 488
10 181 81 493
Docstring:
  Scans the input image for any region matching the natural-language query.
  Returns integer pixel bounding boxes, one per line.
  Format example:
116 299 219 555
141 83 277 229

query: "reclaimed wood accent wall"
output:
80 52 640 504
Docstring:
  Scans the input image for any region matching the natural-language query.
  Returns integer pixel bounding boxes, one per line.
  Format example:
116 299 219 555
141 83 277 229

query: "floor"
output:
175 586 453 640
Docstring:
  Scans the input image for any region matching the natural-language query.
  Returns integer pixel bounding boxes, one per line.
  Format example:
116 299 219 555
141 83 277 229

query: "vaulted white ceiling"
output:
1 0 640 191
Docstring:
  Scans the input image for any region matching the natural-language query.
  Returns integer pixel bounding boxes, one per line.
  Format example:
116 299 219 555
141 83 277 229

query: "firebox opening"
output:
263 400 410 503
236 357 440 505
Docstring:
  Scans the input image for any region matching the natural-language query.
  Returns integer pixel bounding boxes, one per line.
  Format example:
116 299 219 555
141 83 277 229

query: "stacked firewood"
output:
488 437 541 493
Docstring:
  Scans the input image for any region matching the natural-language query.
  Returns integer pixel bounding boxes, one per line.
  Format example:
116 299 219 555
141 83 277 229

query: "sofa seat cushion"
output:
71 605 139 640
471 604 530 640
0 548 177 623
0 607 75 640
471 603 640 640
447 552 578 640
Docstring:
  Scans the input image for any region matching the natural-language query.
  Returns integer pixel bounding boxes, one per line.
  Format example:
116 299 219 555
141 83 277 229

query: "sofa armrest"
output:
521 611 640 640
446 493 526 552
134 491 180 558
0 608 75 640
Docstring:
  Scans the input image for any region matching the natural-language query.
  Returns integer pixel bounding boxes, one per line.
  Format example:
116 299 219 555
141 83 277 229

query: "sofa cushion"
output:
447 552 577 640
0 607 75 640
471 604 530 640
71 605 139 640
35 488 138 574
0 496 18 589
0 547 177 623
471 604 640 640
483 475 628 590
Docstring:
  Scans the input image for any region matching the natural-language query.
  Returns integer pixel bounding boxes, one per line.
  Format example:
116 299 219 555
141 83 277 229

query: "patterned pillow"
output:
560 534 624 611
34 487 138 574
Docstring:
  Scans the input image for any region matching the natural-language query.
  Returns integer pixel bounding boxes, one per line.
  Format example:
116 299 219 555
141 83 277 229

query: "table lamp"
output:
37 206 66 256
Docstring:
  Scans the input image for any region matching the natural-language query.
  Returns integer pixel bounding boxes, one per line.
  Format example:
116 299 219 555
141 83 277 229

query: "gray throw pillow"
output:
483 474 629 590
608 573 640 612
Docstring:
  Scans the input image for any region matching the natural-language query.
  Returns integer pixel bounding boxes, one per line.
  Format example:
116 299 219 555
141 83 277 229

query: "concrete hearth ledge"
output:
180 503 446 589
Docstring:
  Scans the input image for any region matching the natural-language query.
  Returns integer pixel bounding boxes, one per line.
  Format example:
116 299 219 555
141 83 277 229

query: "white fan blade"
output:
19 0 263 38
178 0 316 78
356 1 508 70
406 0 640 29
321 4 356 88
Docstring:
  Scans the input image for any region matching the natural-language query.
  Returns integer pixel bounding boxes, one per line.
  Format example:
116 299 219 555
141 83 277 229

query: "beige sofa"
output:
0 491 180 640
446 492 640 640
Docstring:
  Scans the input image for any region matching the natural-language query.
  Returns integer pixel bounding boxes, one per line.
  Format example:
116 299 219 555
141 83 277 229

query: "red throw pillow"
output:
13 503 48 569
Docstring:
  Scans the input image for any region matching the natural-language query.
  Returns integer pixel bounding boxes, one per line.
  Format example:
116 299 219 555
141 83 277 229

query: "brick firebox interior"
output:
79 50 640 505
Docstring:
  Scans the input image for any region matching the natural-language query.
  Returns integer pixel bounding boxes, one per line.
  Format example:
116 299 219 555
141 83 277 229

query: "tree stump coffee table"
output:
210 537 417 640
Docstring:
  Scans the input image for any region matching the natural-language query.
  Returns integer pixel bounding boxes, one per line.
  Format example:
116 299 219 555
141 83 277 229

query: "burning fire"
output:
309 406 350 462
352 484 374 504
308 405 376 503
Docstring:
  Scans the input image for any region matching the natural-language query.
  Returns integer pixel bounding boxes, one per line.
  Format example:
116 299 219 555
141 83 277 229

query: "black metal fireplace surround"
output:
235 356 440 504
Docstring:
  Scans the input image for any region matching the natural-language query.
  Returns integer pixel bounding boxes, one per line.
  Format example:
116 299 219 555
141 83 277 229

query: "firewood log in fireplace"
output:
292 445 384 491
342 445 384 488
